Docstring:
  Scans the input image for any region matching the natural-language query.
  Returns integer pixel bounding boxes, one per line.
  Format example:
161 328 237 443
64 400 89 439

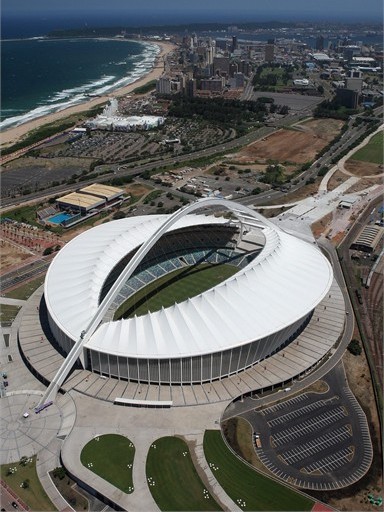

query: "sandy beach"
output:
1 40 176 148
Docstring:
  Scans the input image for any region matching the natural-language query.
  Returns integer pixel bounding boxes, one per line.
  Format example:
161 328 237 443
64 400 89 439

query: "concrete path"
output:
319 124 384 193
189 432 241 511
0 298 26 307
61 394 237 512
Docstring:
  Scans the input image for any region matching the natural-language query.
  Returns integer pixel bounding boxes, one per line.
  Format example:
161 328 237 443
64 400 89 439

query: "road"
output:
337 194 383 417
1 105 381 213
0 259 50 293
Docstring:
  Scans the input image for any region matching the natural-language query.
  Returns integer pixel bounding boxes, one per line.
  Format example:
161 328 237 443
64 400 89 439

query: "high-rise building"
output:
156 76 171 95
336 88 359 109
346 69 363 92
265 39 275 63
213 56 230 75
200 77 225 92
231 36 238 53
229 62 238 77
186 78 196 98
315 35 324 51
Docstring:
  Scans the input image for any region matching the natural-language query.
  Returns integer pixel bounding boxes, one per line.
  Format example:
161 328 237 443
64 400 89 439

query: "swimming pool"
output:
47 212 74 224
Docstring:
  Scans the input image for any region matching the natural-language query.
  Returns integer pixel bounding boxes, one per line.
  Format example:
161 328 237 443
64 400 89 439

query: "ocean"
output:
1 37 160 130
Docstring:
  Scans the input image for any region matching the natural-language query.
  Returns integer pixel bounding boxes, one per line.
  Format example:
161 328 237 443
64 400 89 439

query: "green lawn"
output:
0 304 21 325
146 436 222 511
3 275 45 300
351 132 383 164
1 456 57 511
115 263 238 319
203 430 314 512
80 434 135 493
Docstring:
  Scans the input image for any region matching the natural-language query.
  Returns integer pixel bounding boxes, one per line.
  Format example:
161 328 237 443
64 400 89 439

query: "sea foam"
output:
1 39 159 131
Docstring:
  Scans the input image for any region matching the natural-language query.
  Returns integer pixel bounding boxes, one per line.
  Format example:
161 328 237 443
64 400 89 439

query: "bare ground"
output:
0 240 33 271
344 160 384 177
233 119 344 165
345 177 383 194
311 213 333 238
327 170 350 191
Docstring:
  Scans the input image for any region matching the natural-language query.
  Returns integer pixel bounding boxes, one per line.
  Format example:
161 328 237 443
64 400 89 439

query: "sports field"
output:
80 434 135 493
203 430 314 511
115 263 238 319
146 436 222 511
351 132 383 164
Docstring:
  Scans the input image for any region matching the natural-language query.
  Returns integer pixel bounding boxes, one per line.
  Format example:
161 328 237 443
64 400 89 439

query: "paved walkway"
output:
61 394 236 511
0 298 26 307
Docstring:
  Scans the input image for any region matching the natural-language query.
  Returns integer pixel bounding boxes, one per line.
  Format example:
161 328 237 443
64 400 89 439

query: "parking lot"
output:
242 364 373 490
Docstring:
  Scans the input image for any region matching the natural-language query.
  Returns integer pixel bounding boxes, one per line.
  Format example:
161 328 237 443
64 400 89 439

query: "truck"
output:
254 433 262 448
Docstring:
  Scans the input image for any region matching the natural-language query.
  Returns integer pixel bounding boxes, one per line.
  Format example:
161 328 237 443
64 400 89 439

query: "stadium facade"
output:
44 198 333 386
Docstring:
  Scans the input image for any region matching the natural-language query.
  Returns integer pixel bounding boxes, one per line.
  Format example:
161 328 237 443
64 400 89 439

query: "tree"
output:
113 211 125 220
43 247 53 256
53 467 67 480
347 339 362 356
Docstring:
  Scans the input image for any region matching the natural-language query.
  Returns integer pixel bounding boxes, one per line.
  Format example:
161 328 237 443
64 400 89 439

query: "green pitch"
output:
203 430 314 511
351 132 383 164
146 436 222 511
115 263 238 319
80 434 135 493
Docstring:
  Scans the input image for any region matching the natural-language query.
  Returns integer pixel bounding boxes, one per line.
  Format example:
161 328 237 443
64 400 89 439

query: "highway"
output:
1 105 381 213
0 259 50 292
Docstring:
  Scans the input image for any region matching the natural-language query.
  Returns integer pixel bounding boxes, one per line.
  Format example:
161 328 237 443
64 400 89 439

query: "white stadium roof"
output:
45 212 333 359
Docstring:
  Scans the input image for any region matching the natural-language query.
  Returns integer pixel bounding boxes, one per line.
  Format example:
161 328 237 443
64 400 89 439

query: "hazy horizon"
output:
2 0 383 26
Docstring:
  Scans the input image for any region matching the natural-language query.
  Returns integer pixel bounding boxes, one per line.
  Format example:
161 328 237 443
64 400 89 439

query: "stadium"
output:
43 198 334 388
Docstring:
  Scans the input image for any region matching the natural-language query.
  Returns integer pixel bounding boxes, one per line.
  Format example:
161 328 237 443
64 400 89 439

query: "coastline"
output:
0 39 176 148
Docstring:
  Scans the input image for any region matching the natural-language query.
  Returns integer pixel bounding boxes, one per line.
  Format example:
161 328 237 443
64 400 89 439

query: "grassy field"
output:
351 132 383 164
203 430 314 512
115 263 238 319
3 276 45 300
146 436 222 511
1 456 57 511
0 304 21 325
80 434 135 493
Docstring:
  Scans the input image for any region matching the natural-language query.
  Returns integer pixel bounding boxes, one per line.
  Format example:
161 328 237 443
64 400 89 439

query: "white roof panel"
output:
45 212 333 358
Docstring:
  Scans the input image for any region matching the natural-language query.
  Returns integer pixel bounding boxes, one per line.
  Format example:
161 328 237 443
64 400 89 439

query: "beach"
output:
0 40 176 148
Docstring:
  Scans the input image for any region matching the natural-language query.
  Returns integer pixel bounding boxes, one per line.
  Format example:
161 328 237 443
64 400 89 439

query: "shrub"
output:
53 467 67 480
113 211 125 220
348 339 362 356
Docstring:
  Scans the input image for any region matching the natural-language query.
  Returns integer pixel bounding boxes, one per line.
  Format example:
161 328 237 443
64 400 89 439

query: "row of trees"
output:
168 96 268 126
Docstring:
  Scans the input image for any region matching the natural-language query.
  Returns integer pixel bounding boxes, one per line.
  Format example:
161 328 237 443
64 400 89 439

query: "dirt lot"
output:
233 119 344 165
125 183 153 198
0 240 33 272
311 212 332 238
327 169 350 191
344 159 383 177
344 177 383 194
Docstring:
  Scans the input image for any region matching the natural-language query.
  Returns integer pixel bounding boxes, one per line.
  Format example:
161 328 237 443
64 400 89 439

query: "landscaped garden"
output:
146 436 222 511
80 433 135 493
1 456 56 511
203 430 314 511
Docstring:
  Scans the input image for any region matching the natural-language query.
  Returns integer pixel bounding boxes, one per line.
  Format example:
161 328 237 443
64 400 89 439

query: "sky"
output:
2 0 383 24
